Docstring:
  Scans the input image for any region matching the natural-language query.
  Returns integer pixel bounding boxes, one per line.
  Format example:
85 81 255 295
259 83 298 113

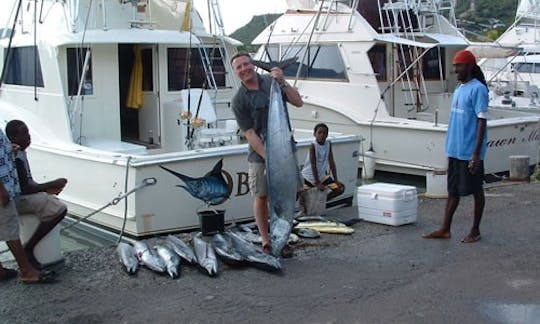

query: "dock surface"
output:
1 181 539 323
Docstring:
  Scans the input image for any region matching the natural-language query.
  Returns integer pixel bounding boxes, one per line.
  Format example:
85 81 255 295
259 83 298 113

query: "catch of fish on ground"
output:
116 216 355 278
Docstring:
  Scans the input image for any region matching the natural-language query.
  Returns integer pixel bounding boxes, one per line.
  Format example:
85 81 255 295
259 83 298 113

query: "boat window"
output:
167 47 226 91
422 47 445 80
3 46 44 87
513 62 540 73
67 48 93 96
281 45 347 81
261 45 279 62
368 45 387 81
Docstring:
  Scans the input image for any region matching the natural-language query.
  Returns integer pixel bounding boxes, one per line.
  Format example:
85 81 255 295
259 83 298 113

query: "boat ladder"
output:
377 0 435 114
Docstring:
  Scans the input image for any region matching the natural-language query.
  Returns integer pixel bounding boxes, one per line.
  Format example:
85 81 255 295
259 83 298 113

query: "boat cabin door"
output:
119 44 160 147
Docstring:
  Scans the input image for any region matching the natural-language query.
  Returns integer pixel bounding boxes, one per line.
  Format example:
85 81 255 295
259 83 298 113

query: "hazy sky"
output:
1 0 287 35
194 0 287 34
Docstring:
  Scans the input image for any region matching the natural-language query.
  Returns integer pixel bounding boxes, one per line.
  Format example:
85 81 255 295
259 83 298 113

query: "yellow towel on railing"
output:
180 0 191 32
126 45 144 109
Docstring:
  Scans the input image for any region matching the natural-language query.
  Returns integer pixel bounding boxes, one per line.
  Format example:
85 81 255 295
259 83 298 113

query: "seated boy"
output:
6 120 68 269
300 123 344 214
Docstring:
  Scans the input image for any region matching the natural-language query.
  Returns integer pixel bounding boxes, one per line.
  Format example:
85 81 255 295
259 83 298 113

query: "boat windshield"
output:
512 62 540 73
265 44 347 81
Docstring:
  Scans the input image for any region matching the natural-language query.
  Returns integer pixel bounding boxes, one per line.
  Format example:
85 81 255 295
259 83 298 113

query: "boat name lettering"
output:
236 172 250 197
487 129 539 148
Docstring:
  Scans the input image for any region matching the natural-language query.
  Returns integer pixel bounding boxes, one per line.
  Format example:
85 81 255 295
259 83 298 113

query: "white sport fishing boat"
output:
0 0 361 237
252 0 540 176
477 0 540 114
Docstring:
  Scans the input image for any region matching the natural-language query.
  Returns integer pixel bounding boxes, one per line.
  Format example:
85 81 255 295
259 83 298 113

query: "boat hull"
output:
28 135 361 237
290 101 540 176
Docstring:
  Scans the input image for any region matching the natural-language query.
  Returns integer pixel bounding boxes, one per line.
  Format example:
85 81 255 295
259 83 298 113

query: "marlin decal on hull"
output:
159 159 232 205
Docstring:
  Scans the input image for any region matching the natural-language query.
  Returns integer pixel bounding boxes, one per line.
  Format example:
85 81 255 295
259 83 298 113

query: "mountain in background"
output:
455 0 518 41
229 1 520 51
229 14 282 52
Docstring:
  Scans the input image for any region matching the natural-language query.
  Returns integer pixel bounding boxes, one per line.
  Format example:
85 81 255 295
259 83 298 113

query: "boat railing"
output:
376 0 457 34
209 0 238 90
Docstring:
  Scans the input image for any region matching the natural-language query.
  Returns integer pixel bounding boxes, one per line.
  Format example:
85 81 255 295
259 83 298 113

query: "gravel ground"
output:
1 181 539 324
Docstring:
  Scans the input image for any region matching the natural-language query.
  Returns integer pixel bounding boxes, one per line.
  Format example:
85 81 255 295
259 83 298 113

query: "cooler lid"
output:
357 182 417 196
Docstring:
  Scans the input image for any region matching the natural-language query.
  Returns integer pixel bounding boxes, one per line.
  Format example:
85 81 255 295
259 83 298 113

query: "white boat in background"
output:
476 0 540 114
0 0 361 237
252 0 540 176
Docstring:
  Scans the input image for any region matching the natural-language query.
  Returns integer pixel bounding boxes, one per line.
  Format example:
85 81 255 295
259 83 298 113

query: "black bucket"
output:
197 209 225 236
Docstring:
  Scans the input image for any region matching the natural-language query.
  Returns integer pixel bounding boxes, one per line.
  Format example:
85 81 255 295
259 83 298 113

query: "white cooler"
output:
19 214 64 266
357 183 417 226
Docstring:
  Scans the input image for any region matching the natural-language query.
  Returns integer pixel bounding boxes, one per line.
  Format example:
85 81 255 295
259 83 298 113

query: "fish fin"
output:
252 57 298 72
205 158 223 178
159 165 194 182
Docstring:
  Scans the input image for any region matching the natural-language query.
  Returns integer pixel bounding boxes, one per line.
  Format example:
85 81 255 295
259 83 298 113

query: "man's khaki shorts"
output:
248 162 267 197
0 200 20 241
15 192 67 222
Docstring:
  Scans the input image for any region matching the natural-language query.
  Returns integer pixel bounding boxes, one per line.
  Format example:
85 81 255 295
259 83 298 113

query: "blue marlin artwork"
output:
159 159 232 205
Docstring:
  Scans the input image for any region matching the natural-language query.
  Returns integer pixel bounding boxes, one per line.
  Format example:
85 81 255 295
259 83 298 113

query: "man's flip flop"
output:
0 268 18 282
21 269 57 284
461 234 481 243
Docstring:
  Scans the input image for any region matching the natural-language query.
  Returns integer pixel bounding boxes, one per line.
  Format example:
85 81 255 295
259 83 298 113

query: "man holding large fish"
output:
230 52 303 257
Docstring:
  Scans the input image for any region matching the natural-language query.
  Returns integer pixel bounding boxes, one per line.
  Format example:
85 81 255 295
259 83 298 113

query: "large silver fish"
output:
229 231 282 272
155 244 181 279
133 241 166 273
211 232 244 266
192 235 218 276
116 242 139 275
165 235 198 264
266 79 301 257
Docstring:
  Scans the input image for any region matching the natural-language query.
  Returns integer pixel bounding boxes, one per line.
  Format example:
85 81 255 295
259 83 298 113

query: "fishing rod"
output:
294 0 326 87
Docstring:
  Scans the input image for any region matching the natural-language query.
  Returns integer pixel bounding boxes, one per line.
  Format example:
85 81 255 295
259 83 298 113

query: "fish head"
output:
270 217 293 257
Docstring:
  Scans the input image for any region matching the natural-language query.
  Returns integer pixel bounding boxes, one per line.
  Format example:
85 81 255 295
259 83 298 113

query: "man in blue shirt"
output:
423 50 488 243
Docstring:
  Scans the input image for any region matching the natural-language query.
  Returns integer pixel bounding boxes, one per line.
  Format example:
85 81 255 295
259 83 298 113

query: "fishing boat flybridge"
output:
0 0 361 237
252 0 540 176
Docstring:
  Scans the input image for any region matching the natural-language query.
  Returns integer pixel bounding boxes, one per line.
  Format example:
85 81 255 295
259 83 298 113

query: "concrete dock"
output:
1 181 539 323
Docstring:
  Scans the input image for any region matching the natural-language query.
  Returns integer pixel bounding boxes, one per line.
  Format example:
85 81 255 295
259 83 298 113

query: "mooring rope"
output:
60 177 157 234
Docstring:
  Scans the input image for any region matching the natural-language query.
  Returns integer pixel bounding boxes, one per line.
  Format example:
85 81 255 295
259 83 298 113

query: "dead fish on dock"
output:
295 215 331 222
155 244 181 279
229 231 282 272
211 232 244 266
293 227 321 239
193 235 218 276
231 229 262 245
133 241 166 273
116 242 139 275
295 221 354 234
165 235 197 264
159 159 232 205
288 233 299 245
